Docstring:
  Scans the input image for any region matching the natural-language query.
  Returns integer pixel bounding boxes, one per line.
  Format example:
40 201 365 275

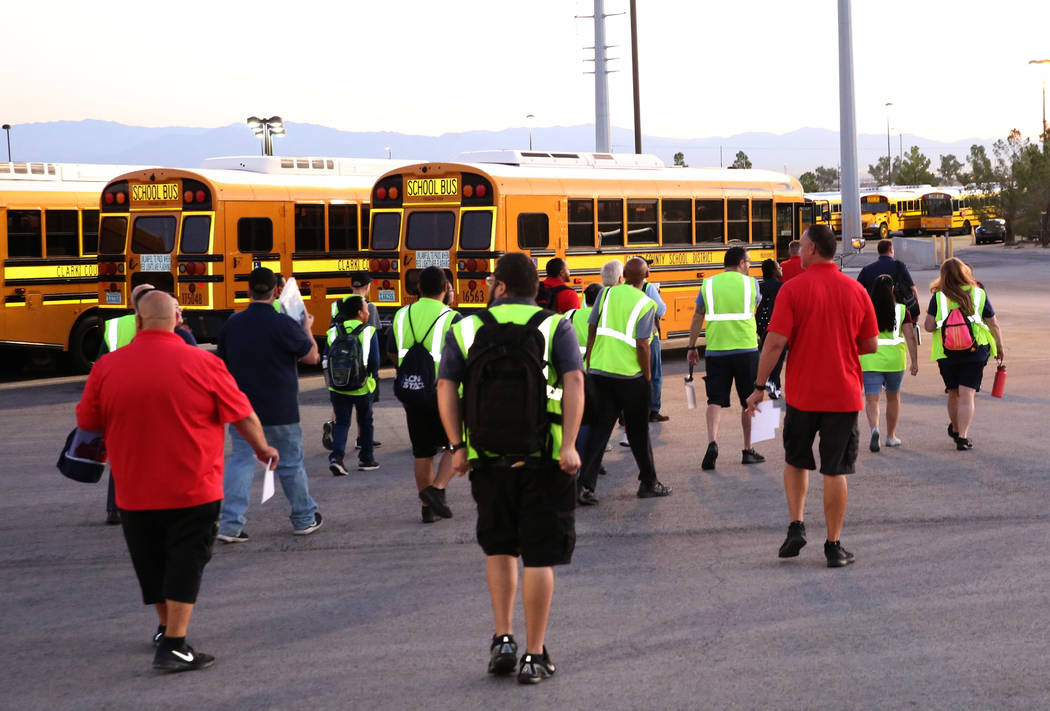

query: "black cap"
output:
634 256 654 265
248 267 277 295
350 271 373 288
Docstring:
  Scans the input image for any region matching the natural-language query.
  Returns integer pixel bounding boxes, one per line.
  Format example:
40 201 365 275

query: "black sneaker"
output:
598 465 607 476
216 531 249 544
778 521 807 558
419 485 453 518
577 487 599 506
517 647 556 684
359 460 381 471
321 420 334 450
356 440 382 449
105 510 121 525
948 423 960 442
152 625 166 648
329 460 349 477
870 430 880 453
956 437 974 450
488 634 518 675
637 480 672 498
701 442 718 470
293 512 324 536
152 644 215 673
741 448 765 464
824 540 855 568
421 506 436 524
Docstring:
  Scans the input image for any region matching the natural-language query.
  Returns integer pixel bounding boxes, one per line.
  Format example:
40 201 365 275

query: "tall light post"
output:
1 124 11 162
385 146 391 159
884 102 893 186
246 116 285 156
1028 59 1050 138
526 114 535 150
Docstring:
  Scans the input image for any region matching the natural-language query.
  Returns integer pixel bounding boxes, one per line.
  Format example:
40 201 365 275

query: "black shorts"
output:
704 351 760 407
120 501 220 605
404 406 449 459
469 459 576 567
783 405 859 476
938 358 987 392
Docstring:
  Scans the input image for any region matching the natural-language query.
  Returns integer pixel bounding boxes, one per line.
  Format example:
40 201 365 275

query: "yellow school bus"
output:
1 162 148 371
804 191 843 234
97 156 412 340
367 151 805 338
859 188 924 239
920 187 997 235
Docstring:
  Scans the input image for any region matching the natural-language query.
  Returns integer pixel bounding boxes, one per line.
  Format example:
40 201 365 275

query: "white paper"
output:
278 277 307 326
750 400 782 444
261 458 275 503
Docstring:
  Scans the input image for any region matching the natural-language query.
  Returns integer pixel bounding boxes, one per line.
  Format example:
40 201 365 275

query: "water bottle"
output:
685 364 697 409
991 364 1006 398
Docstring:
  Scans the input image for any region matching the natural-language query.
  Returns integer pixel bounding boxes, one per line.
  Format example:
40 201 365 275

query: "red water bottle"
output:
991 365 1006 398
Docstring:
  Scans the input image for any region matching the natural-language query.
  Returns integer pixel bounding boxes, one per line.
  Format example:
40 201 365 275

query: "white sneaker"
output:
619 433 630 447
885 436 902 447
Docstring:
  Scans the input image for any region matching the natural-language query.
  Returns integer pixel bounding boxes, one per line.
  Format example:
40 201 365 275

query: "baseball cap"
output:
248 267 277 294
633 256 654 265
350 272 373 288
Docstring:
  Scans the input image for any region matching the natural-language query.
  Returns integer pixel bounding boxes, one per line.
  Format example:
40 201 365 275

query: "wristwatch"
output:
448 441 467 452
753 383 768 392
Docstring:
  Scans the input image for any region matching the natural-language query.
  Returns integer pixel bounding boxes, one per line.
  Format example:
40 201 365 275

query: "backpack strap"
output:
420 308 451 345
475 309 498 328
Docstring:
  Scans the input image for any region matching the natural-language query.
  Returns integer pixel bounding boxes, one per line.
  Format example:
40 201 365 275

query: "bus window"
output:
360 206 371 249
661 199 691 244
727 200 748 243
775 203 794 240
627 199 657 244
695 200 724 243
597 199 623 246
7 210 42 257
328 204 358 251
181 215 211 254
371 212 400 250
82 210 100 255
99 216 128 255
132 216 176 253
45 210 78 256
294 204 325 252
406 212 455 250
751 200 772 243
517 213 550 249
237 217 273 253
460 211 493 250
568 199 594 247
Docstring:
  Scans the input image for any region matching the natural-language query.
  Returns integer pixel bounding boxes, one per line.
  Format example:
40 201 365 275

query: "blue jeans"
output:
220 423 318 535
330 390 373 463
649 336 663 413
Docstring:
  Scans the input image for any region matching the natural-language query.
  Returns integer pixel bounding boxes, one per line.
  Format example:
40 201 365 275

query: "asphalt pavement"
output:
3 243 1050 710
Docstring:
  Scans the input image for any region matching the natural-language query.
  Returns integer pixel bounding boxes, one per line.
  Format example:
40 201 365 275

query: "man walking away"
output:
327 295 381 473
746 225 878 568
537 257 580 313
641 261 670 422
325 271 382 448
216 267 323 542
576 257 671 505
437 252 584 684
687 247 765 470
779 240 803 281
857 239 920 323
389 266 461 522
77 291 278 672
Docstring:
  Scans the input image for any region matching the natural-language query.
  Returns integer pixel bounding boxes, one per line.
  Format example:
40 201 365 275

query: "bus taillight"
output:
376 187 387 200
379 258 390 272
115 192 126 204
475 184 486 197
369 259 379 272
388 187 399 199
468 280 477 290
104 193 114 205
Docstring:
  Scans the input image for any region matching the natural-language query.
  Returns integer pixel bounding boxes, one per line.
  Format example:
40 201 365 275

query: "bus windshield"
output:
861 200 889 214
924 197 952 217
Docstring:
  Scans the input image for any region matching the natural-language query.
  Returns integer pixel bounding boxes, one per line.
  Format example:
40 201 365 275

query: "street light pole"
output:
884 102 893 186
1029 59 1050 138
1 124 11 162
526 114 535 150
245 116 285 156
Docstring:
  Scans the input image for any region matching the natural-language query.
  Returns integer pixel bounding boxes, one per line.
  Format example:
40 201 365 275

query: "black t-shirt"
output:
858 256 914 294
217 302 315 426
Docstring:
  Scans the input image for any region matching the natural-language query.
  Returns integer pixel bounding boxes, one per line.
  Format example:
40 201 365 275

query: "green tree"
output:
895 146 937 185
673 152 688 167
814 165 839 190
989 129 1050 244
799 171 819 192
731 151 752 169
867 155 901 185
938 154 964 184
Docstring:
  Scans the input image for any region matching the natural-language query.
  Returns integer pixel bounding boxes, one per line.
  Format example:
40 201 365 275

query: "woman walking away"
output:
924 258 1005 450
861 275 918 452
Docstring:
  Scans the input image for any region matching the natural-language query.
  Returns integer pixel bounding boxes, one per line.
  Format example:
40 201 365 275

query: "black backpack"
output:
394 304 450 409
536 282 571 310
326 321 367 390
462 309 555 457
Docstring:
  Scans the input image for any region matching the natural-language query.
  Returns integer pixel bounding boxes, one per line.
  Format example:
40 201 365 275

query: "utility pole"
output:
884 103 893 186
629 0 642 154
837 0 861 254
593 0 611 153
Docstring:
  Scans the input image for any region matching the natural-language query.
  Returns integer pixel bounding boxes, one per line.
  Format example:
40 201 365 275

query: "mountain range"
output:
3 119 998 179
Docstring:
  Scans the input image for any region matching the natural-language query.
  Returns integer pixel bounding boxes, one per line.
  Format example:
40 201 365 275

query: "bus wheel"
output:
65 315 102 374
962 221 972 235
879 223 889 240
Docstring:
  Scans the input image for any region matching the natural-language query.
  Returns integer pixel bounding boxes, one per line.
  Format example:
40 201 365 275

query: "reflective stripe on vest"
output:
564 308 588 356
877 304 907 346
596 288 651 345
703 273 754 321
935 288 986 329
104 314 136 352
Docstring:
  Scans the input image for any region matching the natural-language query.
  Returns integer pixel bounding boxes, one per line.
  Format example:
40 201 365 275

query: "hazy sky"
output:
3 0 1048 143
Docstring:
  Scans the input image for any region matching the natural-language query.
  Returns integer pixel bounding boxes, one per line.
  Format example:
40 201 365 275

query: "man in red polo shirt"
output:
77 291 277 673
779 240 803 281
746 225 877 568
537 258 581 313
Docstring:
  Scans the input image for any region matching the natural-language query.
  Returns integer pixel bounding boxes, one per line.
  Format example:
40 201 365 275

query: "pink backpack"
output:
941 307 975 351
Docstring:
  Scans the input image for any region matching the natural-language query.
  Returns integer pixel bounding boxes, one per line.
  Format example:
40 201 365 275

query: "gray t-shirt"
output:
438 298 583 383
586 286 655 379
695 275 761 357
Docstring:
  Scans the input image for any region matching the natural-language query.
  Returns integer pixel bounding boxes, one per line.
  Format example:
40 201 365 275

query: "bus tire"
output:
879 223 889 240
66 313 102 374
962 220 972 235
